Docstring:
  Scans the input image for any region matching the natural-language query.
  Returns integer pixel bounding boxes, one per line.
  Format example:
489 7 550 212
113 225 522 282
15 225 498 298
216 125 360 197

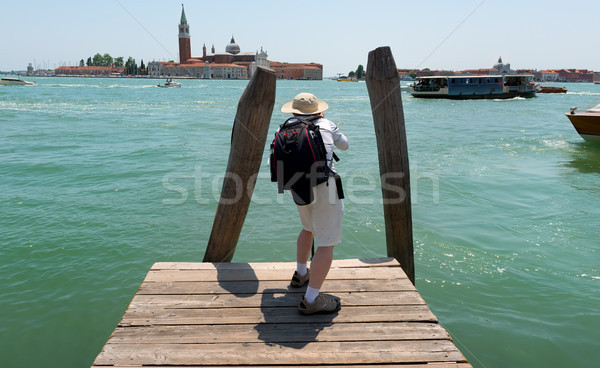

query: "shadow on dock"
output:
217 262 259 297
255 287 337 349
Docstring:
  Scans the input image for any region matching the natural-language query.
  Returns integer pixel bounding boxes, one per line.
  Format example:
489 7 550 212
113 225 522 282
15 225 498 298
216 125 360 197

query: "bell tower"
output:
178 4 191 64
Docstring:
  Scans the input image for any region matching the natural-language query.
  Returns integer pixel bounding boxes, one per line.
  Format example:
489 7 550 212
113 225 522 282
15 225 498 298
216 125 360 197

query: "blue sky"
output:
2 0 599 76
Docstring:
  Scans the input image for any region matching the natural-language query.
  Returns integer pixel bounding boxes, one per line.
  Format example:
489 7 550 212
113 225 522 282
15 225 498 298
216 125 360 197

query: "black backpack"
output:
270 116 341 205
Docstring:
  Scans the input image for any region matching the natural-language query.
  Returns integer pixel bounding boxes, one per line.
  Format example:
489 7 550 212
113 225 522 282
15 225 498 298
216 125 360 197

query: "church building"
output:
148 5 322 80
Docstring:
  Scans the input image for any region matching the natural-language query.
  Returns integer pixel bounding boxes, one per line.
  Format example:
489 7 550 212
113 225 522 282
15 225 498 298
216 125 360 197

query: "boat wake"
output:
567 91 600 96
492 96 526 102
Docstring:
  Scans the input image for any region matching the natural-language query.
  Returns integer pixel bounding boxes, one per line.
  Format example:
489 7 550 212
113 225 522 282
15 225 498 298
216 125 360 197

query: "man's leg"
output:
296 229 313 265
299 245 340 314
290 229 312 288
307 246 333 290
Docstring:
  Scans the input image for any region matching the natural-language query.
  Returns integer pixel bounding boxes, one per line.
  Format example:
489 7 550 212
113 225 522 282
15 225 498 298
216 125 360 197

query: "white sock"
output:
296 262 308 276
304 286 319 304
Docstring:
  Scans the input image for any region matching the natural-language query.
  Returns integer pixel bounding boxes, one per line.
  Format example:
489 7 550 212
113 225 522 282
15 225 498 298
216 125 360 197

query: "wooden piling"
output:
203 66 276 262
365 47 414 284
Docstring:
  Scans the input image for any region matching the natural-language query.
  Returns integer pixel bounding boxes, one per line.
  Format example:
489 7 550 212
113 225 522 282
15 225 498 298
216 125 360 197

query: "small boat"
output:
536 85 567 93
565 105 600 142
409 74 537 99
336 75 358 82
0 77 35 86
157 79 181 88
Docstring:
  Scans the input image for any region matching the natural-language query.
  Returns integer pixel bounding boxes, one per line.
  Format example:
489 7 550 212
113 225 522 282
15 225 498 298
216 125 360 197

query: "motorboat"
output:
565 105 600 142
336 75 358 82
157 79 181 88
0 77 35 86
536 85 567 93
400 83 413 92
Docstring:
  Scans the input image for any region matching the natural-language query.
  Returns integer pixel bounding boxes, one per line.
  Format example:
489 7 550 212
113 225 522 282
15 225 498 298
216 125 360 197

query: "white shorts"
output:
297 177 343 247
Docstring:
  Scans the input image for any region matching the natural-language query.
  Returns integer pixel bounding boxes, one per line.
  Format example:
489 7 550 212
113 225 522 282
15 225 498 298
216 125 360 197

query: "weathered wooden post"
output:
365 47 415 284
203 66 276 262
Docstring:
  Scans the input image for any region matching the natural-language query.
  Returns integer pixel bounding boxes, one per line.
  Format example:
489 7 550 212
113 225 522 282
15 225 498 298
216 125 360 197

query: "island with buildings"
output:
50 5 322 80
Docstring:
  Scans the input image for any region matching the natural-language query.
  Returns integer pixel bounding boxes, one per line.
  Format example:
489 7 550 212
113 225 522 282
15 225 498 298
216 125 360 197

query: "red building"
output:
268 62 323 80
178 5 191 64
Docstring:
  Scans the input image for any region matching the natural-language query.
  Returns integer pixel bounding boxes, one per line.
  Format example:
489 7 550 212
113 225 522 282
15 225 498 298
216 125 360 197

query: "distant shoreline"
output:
3 73 598 83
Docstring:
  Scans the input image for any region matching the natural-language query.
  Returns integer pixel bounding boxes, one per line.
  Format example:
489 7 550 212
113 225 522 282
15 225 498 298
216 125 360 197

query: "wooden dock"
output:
92 258 471 367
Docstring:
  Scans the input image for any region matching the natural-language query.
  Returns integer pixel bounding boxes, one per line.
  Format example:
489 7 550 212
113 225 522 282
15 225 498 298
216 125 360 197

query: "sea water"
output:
1 77 598 368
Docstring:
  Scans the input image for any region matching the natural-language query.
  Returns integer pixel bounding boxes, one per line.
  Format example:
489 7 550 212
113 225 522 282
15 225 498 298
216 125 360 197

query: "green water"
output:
1 77 598 368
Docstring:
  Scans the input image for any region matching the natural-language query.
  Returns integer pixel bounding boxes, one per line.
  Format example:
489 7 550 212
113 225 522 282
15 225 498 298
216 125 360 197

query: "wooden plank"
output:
94 340 466 366
138 278 416 295
127 291 426 309
108 322 451 344
330 257 399 268
143 267 407 283
104 366 472 368
119 305 438 326
151 258 399 270
104 366 471 368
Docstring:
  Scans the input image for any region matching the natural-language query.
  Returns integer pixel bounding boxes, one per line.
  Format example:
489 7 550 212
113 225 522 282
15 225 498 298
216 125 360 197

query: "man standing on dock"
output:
280 93 349 315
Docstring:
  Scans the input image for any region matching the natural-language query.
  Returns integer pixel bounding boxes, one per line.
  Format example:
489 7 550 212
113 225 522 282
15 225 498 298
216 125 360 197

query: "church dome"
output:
225 36 240 55
493 57 504 70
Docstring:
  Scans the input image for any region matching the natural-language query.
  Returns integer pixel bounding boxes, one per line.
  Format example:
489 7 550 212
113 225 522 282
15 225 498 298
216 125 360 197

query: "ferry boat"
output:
409 74 536 99
565 105 600 142
0 77 35 86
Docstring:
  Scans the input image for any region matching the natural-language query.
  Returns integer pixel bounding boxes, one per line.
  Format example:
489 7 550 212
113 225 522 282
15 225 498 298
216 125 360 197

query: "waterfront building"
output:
269 62 323 80
159 60 247 79
536 68 595 82
555 69 594 83
55 66 125 77
540 70 559 82
149 5 322 80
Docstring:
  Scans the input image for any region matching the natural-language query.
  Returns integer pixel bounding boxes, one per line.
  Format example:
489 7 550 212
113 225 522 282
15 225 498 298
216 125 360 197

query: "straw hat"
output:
281 93 329 115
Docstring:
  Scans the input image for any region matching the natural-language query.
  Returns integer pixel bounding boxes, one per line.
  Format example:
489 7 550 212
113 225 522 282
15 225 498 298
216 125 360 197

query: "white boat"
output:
336 76 358 82
0 77 35 86
400 83 413 92
157 79 181 88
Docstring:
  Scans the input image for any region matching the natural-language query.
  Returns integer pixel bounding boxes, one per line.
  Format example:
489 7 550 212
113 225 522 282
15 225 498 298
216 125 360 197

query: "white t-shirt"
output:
310 116 349 171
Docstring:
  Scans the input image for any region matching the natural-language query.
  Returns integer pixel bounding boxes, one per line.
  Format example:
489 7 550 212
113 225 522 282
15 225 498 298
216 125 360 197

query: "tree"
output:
355 64 365 79
114 57 124 68
79 59 85 67
102 53 113 67
86 57 92 67
125 57 138 75
409 70 417 79
348 71 356 77
92 53 103 66
139 59 146 75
